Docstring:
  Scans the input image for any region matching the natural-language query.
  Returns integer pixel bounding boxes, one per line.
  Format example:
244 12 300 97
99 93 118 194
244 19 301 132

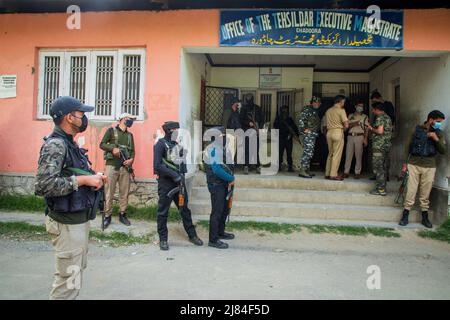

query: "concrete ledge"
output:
430 186 449 224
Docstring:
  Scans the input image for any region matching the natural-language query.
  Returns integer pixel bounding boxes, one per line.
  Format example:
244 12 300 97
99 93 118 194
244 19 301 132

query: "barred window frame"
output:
37 48 146 121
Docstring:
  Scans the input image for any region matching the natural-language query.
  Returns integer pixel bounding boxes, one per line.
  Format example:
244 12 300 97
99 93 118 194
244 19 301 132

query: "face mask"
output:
356 107 364 113
70 114 88 133
125 119 134 128
432 121 442 130
313 104 320 109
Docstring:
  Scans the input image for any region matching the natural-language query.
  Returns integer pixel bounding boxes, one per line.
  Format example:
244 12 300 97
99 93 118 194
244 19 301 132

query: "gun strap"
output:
113 127 132 149
66 167 94 176
162 158 179 172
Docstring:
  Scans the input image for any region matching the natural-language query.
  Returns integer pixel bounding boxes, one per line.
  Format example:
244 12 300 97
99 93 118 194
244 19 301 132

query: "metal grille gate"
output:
204 86 239 127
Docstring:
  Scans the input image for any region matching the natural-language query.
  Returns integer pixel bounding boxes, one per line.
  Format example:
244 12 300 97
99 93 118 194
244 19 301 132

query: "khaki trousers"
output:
45 216 90 300
344 135 364 174
104 165 131 216
326 129 344 177
404 164 436 211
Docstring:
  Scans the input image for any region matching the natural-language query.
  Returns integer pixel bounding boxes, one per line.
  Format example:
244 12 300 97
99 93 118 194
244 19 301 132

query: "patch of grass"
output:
0 194 46 212
197 220 400 238
0 221 152 247
89 230 152 247
418 219 450 244
111 205 180 222
0 221 49 241
0 194 180 222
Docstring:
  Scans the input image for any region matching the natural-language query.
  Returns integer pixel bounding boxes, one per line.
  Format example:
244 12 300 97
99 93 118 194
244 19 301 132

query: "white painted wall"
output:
370 54 450 189
313 72 369 82
179 52 211 173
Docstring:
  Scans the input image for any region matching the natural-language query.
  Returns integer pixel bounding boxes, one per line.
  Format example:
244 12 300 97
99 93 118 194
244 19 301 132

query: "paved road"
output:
1 213 449 299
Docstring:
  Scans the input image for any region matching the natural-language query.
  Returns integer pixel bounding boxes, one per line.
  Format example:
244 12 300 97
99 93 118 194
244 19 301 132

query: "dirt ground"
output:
1 211 449 300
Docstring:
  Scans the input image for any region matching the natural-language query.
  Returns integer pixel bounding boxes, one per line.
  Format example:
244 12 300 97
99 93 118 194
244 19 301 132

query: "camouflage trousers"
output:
300 132 318 170
372 148 390 190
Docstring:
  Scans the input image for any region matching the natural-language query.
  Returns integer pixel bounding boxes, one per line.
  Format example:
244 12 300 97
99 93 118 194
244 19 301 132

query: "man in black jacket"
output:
273 105 300 172
153 121 203 250
240 94 263 174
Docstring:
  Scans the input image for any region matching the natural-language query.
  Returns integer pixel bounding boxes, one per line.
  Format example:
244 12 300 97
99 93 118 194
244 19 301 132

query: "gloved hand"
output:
173 175 182 184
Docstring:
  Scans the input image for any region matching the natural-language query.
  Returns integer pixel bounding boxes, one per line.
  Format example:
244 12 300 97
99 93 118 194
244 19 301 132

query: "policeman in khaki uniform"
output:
35 96 106 300
343 101 369 179
298 96 321 178
324 95 349 180
100 113 136 228
399 110 446 228
367 102 392 196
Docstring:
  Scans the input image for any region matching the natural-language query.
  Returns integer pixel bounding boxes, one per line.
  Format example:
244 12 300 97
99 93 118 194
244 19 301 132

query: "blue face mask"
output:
125 119 134 128
432 121 442 130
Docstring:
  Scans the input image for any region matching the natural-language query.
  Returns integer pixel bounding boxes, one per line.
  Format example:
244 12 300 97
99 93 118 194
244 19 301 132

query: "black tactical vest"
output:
44 131 96 214
410 125 437 157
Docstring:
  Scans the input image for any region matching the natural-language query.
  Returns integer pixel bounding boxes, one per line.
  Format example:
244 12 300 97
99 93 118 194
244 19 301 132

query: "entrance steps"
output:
189 172 427 225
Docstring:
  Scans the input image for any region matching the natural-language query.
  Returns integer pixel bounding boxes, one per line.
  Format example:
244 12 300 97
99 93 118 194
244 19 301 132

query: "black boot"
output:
189 236 204 246
421 211 433 229
399 209 409 226
119 212 131 226
159 240 169 251
103 216 112 229
219 232 235 240
208 240 229 249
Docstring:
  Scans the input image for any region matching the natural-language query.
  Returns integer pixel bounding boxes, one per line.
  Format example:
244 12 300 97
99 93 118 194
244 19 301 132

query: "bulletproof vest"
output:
410 125 437 157
104 127 132 161
163 137 186 173
304 106 320 131
43 131 96 214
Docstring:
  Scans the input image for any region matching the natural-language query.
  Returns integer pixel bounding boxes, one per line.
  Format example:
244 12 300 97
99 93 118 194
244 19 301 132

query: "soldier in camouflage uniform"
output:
35 96 105 299
368 102 392 196
298 96 321 178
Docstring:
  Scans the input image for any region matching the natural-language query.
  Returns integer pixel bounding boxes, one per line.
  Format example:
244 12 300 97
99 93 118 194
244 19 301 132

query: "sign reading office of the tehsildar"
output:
220 10 403 49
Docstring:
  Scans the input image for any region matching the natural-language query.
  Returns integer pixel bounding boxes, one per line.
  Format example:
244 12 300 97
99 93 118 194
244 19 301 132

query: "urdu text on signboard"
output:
220 9 403 49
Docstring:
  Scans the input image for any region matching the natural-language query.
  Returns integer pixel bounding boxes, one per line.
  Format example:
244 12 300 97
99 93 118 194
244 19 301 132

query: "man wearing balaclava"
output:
153 121 203 251
343 100 369 179
240 93 263 174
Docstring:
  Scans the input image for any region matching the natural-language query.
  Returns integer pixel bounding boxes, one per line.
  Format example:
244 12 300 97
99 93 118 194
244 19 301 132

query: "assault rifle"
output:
395 161 409 205
119 146 136 184
225 182 235 222
163 158 188 211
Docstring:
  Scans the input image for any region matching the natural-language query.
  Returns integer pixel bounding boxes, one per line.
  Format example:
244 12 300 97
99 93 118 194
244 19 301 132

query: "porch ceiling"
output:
207 53 384 71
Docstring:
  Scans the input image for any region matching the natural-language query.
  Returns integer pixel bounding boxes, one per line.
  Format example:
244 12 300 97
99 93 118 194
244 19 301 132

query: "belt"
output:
349 132 364 136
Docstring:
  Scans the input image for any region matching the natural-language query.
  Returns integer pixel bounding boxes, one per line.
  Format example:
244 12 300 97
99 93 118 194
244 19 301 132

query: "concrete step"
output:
193 214 427 230
193 172 401 193
189 199 423 223
191 187 401 207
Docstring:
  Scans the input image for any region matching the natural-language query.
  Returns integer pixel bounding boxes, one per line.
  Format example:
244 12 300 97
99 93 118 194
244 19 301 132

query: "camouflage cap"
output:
310 96 321 104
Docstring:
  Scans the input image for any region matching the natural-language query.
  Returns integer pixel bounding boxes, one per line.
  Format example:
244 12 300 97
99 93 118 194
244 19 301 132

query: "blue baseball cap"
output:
49 96 94 121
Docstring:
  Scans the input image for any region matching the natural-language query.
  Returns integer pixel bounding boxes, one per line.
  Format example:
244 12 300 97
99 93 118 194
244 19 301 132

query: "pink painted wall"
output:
0 10 219 179
0 9 449 178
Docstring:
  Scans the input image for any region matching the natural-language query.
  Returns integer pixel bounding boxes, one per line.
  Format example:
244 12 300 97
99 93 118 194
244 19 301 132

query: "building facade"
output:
0 5 449 220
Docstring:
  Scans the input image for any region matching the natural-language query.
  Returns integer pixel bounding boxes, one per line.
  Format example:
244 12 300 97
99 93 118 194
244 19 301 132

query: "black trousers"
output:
279 137 293 168
156 179 197 241
208 183 230 242
244 129 259 167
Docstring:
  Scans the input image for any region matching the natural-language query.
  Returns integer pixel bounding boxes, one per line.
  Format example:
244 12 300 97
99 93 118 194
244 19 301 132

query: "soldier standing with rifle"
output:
153 121 203 251
35 96 106 300
240 94 263 174
100 113 136 229
204 126 236 249
273 105 300 172
298 96 322 178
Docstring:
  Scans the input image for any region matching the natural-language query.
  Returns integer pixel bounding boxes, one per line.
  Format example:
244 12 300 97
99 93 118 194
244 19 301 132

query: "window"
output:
37 49 145 120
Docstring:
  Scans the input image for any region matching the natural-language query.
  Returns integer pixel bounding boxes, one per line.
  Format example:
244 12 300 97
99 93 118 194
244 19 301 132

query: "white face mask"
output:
356 107 364 113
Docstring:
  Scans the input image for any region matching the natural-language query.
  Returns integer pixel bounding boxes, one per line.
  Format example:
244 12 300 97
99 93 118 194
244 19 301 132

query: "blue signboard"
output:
220 9 403 49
